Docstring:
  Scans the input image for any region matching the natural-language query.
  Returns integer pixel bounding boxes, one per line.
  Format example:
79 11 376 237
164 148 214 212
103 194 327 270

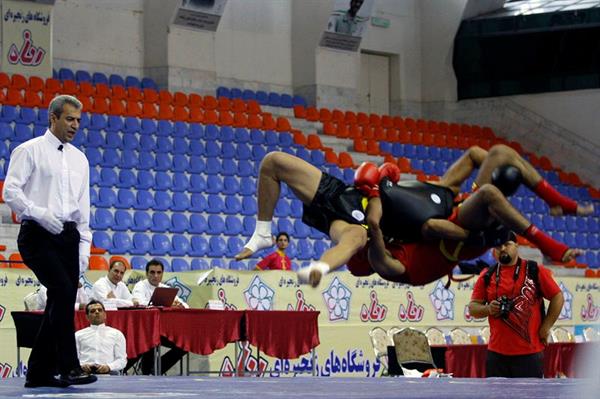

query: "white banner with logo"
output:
320 0 374 52
172 0 228 32
1 0 52 77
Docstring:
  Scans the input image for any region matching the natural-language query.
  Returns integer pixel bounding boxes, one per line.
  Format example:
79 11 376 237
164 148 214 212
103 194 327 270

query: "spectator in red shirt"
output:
256 232 292 271
469 233 564 378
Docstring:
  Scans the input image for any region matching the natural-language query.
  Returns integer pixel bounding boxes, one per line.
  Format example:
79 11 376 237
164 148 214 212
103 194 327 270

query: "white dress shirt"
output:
3 130 92 258
35 285 88 311
75 323 127 372
92 276 134 308
132 279 189 308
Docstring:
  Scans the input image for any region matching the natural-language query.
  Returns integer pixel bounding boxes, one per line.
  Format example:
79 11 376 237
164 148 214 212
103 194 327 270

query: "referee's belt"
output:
22 220 78 230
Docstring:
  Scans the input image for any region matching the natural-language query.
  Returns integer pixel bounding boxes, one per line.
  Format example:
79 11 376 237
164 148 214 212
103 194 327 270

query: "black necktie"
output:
58 145 63 152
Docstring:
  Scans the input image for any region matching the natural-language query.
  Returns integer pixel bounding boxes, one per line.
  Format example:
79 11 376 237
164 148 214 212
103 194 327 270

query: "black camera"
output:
498 295 513 319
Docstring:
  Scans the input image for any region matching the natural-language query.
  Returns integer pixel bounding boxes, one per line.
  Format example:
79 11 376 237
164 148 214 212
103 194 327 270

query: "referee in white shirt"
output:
3 95 96 388
92 260 138 308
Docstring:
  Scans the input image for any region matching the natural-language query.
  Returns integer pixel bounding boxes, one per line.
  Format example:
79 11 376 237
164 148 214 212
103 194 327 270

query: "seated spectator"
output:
130 259 188 375
255 232 291 271
91 260 138 308
24 282 88 311
75 300 127 375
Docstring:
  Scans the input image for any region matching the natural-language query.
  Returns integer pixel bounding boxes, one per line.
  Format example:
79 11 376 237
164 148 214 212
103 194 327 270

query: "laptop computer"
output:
148 287 179 307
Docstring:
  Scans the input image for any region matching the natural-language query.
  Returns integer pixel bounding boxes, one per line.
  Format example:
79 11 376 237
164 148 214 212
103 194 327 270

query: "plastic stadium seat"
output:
115 189 136 209
274 199 291 218
189 214 207 234
88 256 108 271
206 157 222 175
148 234 170 256
240 177 255 196
222 142 236 159
168 192 189 212
296 239 314 260
205 141 221 157
242 216 256 237
313 240 329 260
170 235 191 257
93 209 113 230
188 156 206 174
222 159 238 176
134 170 152 190
255 90 268 105
190 194 207 213
0 105 18 123
134 190 154 210
189 141 205 157
16 108 36 125
132 211 152 232
208 214 226 235
150 212 170 233
224 196 242 215
293 220 311 239
224 216 243 236
222 176 240 195
171 258 191 272
97 188 117 208
268 92 281 107
112 232 132 254
206 174 224 194
226 237 245 258
154 171 172 191
138 152 155 170
191 258 210 270
92 231 112 251
165 213 188 234
152 191 171 211
173 138 189 154
113 210 133 231
250 129 265 145
188 174 206 193
116 170 136 189
170 173 188 192
208 236 227 257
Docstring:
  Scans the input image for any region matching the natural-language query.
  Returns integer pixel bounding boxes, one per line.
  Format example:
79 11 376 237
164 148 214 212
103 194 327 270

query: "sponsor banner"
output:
320 0 374 52
172 0 227 32
0 268 597 377
1 0 52 76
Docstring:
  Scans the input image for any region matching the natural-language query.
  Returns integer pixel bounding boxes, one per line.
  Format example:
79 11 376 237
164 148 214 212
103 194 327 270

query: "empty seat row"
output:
216 86 307 108
54 68 158 90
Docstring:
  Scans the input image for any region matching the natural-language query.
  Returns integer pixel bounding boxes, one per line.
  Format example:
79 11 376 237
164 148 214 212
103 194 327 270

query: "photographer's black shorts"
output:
486 350 544 378
302 173 368 235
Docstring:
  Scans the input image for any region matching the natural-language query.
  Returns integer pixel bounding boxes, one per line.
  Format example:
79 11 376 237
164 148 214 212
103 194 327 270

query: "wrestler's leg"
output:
235 152 323 260
298 220 367 287
438 146 488 194
457 184 581 262
421 218 470 241
474 144 592 216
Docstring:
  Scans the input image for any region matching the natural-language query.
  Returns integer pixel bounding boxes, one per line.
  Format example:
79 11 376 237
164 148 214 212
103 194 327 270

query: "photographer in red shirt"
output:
469 232 564 378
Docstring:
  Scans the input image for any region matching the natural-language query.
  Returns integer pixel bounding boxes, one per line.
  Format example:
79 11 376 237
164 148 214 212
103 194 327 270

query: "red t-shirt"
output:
471 259 561 355
256 250 291 271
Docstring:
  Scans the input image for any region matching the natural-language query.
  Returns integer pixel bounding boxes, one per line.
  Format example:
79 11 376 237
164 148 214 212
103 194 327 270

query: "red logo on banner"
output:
0 305 5 322
581 293 599 322
219 341 268 377
359 291 387 322
7 29 46 66
397 291 424 322
216 288 238 310
287 290 316 312
0 363 12 379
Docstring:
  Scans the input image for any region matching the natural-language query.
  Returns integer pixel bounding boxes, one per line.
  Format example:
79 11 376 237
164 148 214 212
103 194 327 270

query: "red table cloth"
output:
244 310 320 359
74 308 161 359
160 308 244 355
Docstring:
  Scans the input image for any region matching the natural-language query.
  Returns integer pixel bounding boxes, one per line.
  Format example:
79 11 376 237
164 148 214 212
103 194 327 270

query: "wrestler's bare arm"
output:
366 198 406 277
421 218 471 241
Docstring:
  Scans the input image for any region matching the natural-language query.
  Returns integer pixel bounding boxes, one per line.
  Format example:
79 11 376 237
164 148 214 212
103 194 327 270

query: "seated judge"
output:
132 259 188 308
92 260 138 308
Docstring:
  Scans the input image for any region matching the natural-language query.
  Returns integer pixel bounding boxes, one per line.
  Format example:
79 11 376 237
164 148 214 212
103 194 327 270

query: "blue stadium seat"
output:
171 258 191 272
132 211 152 232
310 227 326 240
277 219 293 236
173 138 189 155
122 135 139 152
251 145 267 162
208 214 226 234
85 130 103 148
221 159 238 176
150 234 171 256
189 174 206 193
154 171 172 191
242 89 256 101
141 77 158 90
153 191 172 211
566 216 577 232
102 149 120 168
117 170 136 189
222 142 236 159
230 88 243 99
172 192 190 212
255 91 268 105
216 87 230 98
237 160 254 177
58 67 75 81
90 188 98 206
206 157 222 175
0 105 17 123
211 259 226 269
92 231 112 251
0 123 13 141
189 141 205 157
208 236 227 257
391 143 404 157
98 168 118 188
140 135 156 152
171 155 188 173
226 237 244 258
75 70 91 82
140 119 156 136
249 129 265 145
131 256 148 270
173 121 188 138
274 199 291 218
16 108 36 125
115 189 136 209
223 176 240 195
112 232 132 254
242 216 256 236
113 210 133 231
588 218 598 233
205 142 220 157
241 197 257 216
172 172 189 192
190 194 207 213
280 94 293 108
228 260 246 270
327 166 343 180
125 75 141 88
234 128 250 143
296 239 314 260
207 195 225 214
89 114 107 131
236 143 252 160
105 132 122 149
157 137 173 153
225 216 243 236
239 177 255 196
206 174 224 194
170 213 189 234
422 160 435 175
0 142 8 161
93 209 113 230
293 219 310 239
313 240 329 260
416 145 429 160
109 74 125 87
292 95 307 107
542 215 555 231
189 214 207 234
121 118 140 135
220 126 235 142
204 124 219 140
138 152 155 170
151 212 171 233
279 132 293 147
155 153 172 172
92 72 109 85
97 187 117 208
311 150 325 167
290 199 303 218
264 130 278 146
136 170 154 190
224 196 242 215
170 235 190 257
134 190 155 210
191 258 210 270
188 124 204 140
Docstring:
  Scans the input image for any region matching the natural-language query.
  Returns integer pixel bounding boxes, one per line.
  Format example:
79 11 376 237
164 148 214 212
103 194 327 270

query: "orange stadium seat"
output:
142 88 159 103
247 113 262 129
231 98 246 113
353 138 367 153
62 80 79 95
188 107 204 123
324 150 338 165
5 88 24 106
366 140 380 155
10 73 27 90
158 104 174 120
218 110 233 126
158 90 173 105
203 109 218 124
78 96 92 113
275 116 291 132
111 85 127 100
305 107 319 122
306 134 323 150
356 112 369 126
335 123 349 138
404 118 416 132
0 72 10 89
9 253 28 269
338 152 355 169
319 108 332 123
261 113 276 130
369 114 381 127
344 111 357 125
173 92 188 107
45 78 61 94
293 105 306 119
397 157 411 173
381 115 393 129
95 83 111 98
438 121 449 134
392 116 404 129
127 86 142 102
188 93 203 108
173 106 189 122
217 96 231 111
246 100 261 114
203 95 218 110
79 81 95 97
416 119 428 132
293 131 307 146
331 109 344 123
361 125 374 140
385 128 399 142
92 97 109 114
233 112 248 128
28 76 44 92
108 99 125 115
141 102 158 119
539 156 553 170
125 100 142 117
323 122 335 136
89 256 109 271
109 255 131 270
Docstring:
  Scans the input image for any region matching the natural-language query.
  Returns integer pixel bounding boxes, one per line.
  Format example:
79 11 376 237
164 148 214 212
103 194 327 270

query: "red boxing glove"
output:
378 162 401 184
354 162 381 197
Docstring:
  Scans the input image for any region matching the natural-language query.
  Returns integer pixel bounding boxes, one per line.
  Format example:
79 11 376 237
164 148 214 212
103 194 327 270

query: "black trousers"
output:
18 220 80 378
124 337 187 375
486 350 544 378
